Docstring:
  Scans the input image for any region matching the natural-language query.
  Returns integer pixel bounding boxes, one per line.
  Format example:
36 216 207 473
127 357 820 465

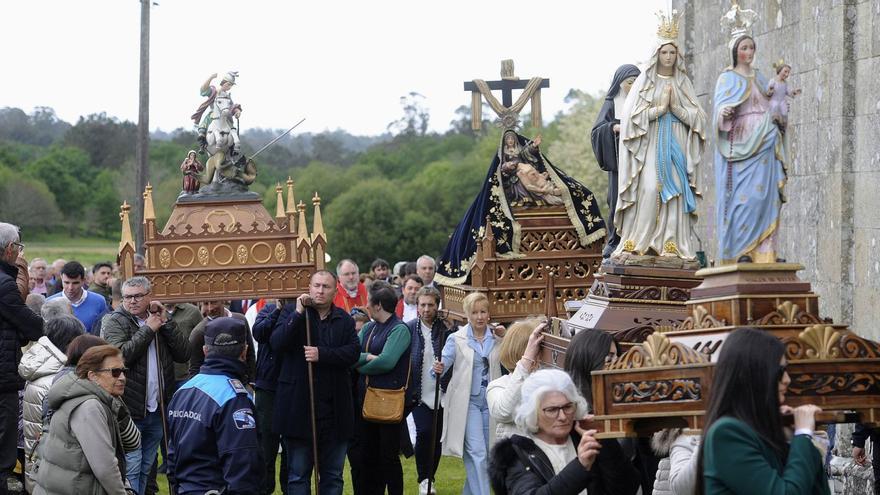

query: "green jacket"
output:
169 303 203 382
703 416 830 495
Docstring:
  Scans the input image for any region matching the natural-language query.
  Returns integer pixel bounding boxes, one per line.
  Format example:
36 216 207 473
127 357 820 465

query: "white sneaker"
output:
419 478 430 495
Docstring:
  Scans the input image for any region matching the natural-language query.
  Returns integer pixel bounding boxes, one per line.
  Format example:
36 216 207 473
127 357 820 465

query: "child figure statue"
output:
767 59 801 130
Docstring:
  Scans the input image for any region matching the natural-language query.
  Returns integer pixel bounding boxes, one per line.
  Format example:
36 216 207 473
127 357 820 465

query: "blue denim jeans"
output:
125 410 164 495
283 436 348 495
462 387 490 495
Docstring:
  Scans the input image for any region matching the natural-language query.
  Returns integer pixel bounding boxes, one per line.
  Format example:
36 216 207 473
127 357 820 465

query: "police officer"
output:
166 317 263 494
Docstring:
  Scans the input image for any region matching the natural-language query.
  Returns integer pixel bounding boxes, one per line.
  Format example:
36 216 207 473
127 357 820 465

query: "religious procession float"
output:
118 71 326 303
437 3 880 438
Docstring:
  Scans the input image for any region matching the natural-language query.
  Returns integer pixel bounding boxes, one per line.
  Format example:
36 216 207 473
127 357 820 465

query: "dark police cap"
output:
204 317 247 346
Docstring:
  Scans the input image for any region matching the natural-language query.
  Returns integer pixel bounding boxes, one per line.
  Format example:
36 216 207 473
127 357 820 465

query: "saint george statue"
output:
713 4 787 264
186 71 257 194
591 64 641 258
612 11 707 262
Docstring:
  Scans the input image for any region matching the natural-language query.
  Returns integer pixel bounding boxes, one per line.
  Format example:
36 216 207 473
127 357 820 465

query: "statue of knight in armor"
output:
189 71 256 192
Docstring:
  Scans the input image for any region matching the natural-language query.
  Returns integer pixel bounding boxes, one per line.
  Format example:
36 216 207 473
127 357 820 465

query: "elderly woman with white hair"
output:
489 369 640 495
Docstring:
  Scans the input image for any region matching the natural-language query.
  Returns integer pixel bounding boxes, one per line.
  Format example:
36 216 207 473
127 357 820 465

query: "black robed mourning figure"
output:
435 130 606 285
590 64 641 258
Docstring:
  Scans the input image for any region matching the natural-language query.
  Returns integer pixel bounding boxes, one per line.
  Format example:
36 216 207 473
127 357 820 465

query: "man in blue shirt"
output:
167 316 263 494
47 261 107 334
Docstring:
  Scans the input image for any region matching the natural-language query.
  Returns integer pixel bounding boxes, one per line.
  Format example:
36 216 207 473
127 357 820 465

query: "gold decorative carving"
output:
213 244 234 266
784 326 880 360
679 305 728 330
158 248 171 268
197 246 209 266
608 333 706 370
799 325 841 360
274 243 286 263
173 246 195 267
754 300 823 326
204 210 237 233
250 242 272 264
236 245 248 264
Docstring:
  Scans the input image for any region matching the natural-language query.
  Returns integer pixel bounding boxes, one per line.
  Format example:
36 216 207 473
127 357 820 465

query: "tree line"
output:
0 90 608 267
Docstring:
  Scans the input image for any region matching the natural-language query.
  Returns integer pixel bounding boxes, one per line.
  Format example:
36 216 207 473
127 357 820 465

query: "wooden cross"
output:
464 59 550 130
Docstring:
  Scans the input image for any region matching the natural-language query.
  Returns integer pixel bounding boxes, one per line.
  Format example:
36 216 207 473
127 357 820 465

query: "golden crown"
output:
656 9 681 41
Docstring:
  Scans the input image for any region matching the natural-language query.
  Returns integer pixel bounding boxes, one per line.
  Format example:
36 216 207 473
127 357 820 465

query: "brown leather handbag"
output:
361 324 412 424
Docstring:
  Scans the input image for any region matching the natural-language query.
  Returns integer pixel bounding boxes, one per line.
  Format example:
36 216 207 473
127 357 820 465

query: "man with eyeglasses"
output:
0 222 43 494
101 276 190 495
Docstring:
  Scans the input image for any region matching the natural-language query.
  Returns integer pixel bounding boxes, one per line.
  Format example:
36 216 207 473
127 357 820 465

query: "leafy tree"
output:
0 107 70 146
324 179 405 266
387 92 430 137
83 170 121 236
63 112 136 170
0 165 63 232
547 89 608 212
26 146 93 230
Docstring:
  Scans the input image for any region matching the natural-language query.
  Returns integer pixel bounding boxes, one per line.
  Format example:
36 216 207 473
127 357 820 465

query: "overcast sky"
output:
4 0 669 136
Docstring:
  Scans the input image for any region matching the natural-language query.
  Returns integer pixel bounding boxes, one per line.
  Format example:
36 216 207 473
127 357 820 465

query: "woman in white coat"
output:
18 315 83 492
433 292 502 495
486 317 545 441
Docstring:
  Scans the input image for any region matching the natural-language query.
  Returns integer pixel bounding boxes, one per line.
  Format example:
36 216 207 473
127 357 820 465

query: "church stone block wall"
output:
675 0 880 341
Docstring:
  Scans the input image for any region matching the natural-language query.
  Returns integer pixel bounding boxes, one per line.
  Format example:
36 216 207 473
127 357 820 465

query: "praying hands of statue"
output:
659 85 673 112
721 106 736 119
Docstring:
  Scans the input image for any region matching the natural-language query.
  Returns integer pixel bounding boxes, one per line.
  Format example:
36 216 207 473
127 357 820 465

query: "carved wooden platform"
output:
566 264 702 346
667 263 842 359
586 328 880 438
541 262 880 438
118 180 326 303
441 206 603 324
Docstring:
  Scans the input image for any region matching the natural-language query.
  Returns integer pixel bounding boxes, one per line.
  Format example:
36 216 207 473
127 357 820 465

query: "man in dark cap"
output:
166 317 264 494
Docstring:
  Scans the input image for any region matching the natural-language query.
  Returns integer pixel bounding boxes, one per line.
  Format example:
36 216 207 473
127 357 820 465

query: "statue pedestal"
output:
579 261 880 438
118 183 326 304
667 263 842 358
566 264 702 345
442 206 603 325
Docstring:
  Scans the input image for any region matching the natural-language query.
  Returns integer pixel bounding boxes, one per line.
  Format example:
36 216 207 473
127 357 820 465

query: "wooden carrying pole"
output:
304 310 321 494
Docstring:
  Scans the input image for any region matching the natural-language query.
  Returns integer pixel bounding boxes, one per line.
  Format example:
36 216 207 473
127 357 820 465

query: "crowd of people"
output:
0 220 867 495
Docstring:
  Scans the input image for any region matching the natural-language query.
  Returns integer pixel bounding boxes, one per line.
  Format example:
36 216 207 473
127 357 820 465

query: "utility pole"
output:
135 0 151 252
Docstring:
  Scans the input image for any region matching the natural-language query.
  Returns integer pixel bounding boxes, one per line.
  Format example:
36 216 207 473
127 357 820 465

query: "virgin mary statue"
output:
613 12 707 261
714 4 786 264
435 130 606 286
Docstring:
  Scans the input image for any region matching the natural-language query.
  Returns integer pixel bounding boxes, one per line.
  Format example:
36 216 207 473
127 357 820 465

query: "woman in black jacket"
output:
489 369 640 495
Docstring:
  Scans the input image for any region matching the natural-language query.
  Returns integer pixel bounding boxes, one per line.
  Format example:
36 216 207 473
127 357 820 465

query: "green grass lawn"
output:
22 234 118 266
156 455 466 494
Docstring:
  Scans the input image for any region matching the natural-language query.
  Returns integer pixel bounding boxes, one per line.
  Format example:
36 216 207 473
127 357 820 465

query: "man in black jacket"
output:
0 222 43 494
271 270 360 495
101 276 190 495
252 301 289 495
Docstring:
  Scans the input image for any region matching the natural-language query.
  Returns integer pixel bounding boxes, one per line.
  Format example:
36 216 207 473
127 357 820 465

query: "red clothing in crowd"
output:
332 282 368 313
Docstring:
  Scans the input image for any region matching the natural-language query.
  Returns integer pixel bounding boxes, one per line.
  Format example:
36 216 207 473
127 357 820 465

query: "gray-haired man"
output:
101 276 190 495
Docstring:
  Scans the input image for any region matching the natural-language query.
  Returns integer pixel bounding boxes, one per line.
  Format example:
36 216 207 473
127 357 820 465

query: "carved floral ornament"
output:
608 333 707 370
754 301 825 326
679 305 727 330
785 325 880 361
